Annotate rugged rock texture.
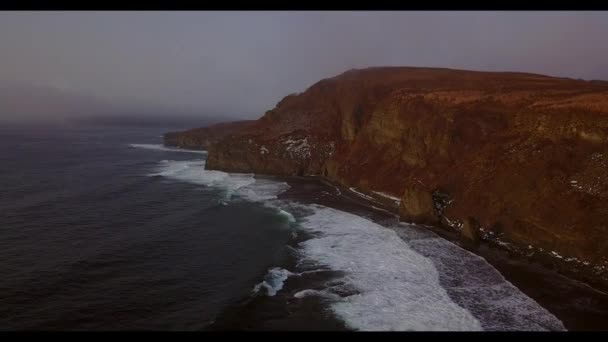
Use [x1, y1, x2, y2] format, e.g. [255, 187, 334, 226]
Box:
[461, 217, 482, 243]
[167, 67, 608, 281]
[164, 120, 254, 150]
[400, 182, 437, 224]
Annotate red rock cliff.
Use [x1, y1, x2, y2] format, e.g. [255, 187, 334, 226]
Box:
[168, 67, 608, 282]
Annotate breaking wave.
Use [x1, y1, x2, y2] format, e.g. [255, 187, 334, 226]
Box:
[296, 204, 482, 331]
[148, 159, 289, 201]
[253, 267, 293, 297]
[294, 205, 565, 331]
[129, 143, 207, 154]
[390, 224, 566, 331]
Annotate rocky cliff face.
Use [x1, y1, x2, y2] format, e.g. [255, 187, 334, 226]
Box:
[167, 67, 608, 283]
[164, 120, 254, 150]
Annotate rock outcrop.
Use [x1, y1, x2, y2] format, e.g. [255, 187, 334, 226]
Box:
[461, 217, 482, 244]
[164, 120, 254, 150]
[166, 67, 608, 283]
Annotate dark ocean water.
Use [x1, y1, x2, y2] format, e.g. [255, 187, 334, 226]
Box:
[0, 126, 300, 330]
[0, 125, 578, 331]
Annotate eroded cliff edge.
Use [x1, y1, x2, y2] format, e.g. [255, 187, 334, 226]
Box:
[167, 67, 608, 285]
[164, 120, 254, 150]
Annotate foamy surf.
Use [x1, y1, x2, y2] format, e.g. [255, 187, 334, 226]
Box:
[278, 209, 296, 223]
[294, 289, 342, 301]
[294, 205, 566, 331]
[129, 143, 207, 154]
[253, 267, 293, 296]
[148, 159, 290, 201]
[148, 159, 254, 199]
[390, 224, 566, 331]
[234, 179, 290, 202]
[296, 204, 482, 331]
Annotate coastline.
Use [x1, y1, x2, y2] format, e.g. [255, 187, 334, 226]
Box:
[277, 175, 608, 331]
[310, 175, 608, 293]
[158, 142, 608, 330]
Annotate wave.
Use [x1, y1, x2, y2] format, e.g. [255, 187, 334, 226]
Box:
[129, 143, 207, 154]
[391, 223, 566, 331]
[278, 209, 296, 223]
[148, 159, 289, 201]
[295, 205, 565, 331]
[253, 267, 293, 297]
[233, 179, 290, 202]
[296, 204, 482, 331]
[294, 289, 342, 301]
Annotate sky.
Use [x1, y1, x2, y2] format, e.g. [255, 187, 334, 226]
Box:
[1, 11, 608, 124]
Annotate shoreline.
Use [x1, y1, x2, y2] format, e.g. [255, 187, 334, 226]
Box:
[163, 139, 608, 290]
[275, 175, 608, 331]
[302, 174, 608, 295]
[161, 141, 608, 329]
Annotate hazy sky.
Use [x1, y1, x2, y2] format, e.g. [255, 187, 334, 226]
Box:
[1, 11, 608, 121]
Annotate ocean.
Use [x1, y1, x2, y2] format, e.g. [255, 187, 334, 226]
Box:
[0, 125, 574, 330]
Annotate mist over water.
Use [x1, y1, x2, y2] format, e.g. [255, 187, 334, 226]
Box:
[0, 126, 292, 330]
[2, 11, 608, 125]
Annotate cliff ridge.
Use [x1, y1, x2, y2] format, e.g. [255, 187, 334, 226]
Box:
[166, 67, 608, 285]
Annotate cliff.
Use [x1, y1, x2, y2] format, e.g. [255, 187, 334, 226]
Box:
[167, 67, 608, 284]
[164, 120, 254, 150]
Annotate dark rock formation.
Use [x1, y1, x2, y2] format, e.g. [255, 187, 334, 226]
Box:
[399, 181, 438, 224]
[461, 217, 482, 243]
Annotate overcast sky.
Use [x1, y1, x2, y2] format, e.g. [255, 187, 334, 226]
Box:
[1, 11, 608, 121]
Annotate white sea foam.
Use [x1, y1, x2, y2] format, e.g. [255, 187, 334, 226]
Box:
[129, 143, 207, 154]
[296, 204, 482, 331]
[389, 223, 566, 331]
[148, 159, 289, 201]
[278, 209, 296, 223]
[234, 179, 290, 202]
[148, 159, 254, 199]
[294, 289, 342, 300]
[253, 267, 293, 296]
